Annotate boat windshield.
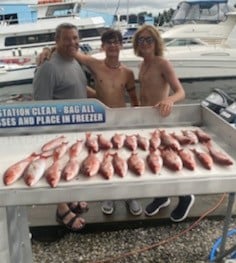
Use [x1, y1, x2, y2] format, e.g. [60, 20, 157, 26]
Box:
[45, 3, 81, 18]
[171, 0, 233, 25]
[164, 38, 207, 46]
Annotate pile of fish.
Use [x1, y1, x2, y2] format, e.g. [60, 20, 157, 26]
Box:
[2, 128, 234, 188]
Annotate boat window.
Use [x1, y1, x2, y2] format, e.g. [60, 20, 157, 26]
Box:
[0, 13, 18, 25]
[201, 52, 230, 56]
[46, 3, 80, 17]
[5, 27, 106, 47]
[5, 33, 55, 46]
[165, 38, 204, 47]
[79, 28, 107, 40]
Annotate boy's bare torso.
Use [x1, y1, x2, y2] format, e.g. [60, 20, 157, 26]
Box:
[91, 61, 132, 108]
[139, 59, 170, 106]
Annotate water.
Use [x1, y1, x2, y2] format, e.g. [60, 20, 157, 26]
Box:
[0, 83, 32, 103]
[132, 78, 236, 106]
[182, 78, 236, 102]
[0, 79, 235, 104]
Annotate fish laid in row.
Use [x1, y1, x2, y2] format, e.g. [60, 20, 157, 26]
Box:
[99, 152, 114, 179]
[146, 149, 163, 174]
[24, 155, 48, 186]
[112, 152, 128, 177]
[127, 152, 145, 176]
[4, 153, 39, 185]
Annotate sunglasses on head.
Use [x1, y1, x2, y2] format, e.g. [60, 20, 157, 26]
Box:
[137, 36, 154, 45]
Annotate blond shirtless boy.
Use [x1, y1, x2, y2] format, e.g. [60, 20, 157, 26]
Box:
[75, 29, 142, 216]
[133, 25, 195, 222]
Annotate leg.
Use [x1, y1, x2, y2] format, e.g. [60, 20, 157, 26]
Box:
[170, 195, 195, 222]
[101, 200, 115, 215]
[67, 201, 89, 214]
[56, 203, 85, 231]
[145, 197, 171, 216]
[126, 199, 142, 216]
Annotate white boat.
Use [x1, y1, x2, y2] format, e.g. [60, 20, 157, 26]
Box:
[162, 0, 236, 47]
[0, 62, 34, 102]
[118, 0, 236, 48]
[165, 45, 236, 99]
[1, 0, 236, 102]
[122, 0, 236, 50]
[0, 0, 110, 60]
[0, 63, 35, 88]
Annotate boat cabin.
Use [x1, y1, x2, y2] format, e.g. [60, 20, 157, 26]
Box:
[0, 0, 110, 58]
[171, 0, 233, 25]
[0, 1, 37, 25]
[37, 0, 80, 19]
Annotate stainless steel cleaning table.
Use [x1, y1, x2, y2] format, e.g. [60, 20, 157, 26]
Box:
[0, 99, 235, 263]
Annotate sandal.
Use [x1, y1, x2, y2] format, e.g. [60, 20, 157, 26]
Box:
[56, 209, 85, 232]
[68, 201, 89, 214]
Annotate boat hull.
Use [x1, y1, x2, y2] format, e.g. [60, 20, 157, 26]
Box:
[0, 65, 35, 88]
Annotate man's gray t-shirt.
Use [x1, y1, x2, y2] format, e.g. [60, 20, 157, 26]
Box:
[33, 52, 87, 100]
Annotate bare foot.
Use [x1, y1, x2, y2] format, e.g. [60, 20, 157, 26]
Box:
[57, 203, 86, 231]
[68, 201, 89, 214]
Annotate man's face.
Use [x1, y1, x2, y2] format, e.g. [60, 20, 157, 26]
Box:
[56, 28, 79, 59]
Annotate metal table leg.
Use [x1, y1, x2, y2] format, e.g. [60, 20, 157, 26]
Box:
[0, 207, 11, 263]
[215, 192, 235, 262]
[0, 206, 33, 263]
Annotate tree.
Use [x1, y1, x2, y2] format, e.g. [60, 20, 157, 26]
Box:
[153, 8, 175, 26]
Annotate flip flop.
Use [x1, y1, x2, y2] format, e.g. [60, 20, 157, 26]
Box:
[56, 209, 85, 232]
[67, 201, 89, 214]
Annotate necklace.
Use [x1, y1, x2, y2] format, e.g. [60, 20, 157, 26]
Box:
[140, 62, 151, 80]
[104, 59, 121, 69]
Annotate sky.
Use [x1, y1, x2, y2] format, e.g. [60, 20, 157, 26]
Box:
[82, 0, 236, 15]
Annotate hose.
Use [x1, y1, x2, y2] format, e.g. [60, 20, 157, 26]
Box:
[209, 228, 236, 261]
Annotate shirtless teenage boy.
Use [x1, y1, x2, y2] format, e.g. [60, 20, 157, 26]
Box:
[75, 30, 138, 108]
[75, 29, 142, 216]
[133, 25, 195, 222]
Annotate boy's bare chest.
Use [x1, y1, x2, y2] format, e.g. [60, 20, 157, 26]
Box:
[139, 65, 161, 83]
[96, 69, 126, 87]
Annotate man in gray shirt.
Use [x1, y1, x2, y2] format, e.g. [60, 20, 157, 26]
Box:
[33, 51, 87, 100]
[33, 23, 95, 231]
[33, 24, 94, 100]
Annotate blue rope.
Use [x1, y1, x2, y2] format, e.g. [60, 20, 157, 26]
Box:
[209, 228, 236, 261]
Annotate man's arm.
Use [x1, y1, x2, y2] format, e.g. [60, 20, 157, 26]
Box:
[86, 86, 96, 98]
[33, 63, 55, 100]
